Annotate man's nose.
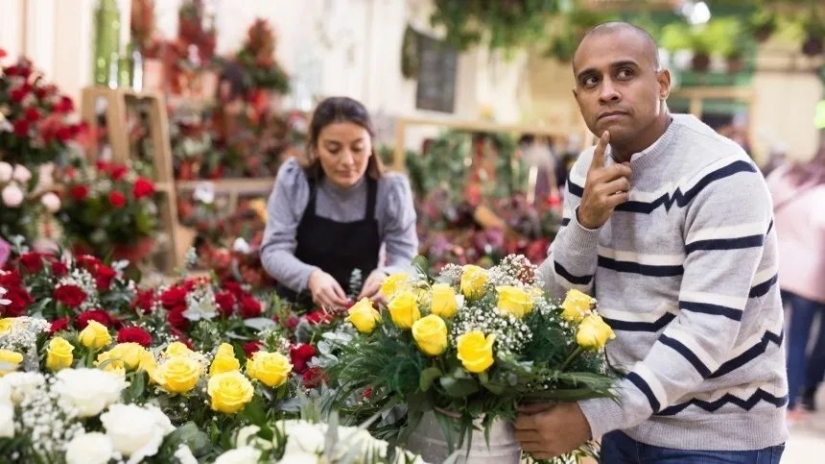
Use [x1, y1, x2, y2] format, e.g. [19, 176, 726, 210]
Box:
[598, 79, 621, 103]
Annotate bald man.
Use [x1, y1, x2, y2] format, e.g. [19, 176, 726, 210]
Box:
[518, 23, 787, 463]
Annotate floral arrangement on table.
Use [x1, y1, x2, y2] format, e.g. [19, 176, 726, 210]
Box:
[0, 162, 61, 249]
[56, 161, 158, 260]
[0, 51, 86, 166]
[321, 255, 616, 462]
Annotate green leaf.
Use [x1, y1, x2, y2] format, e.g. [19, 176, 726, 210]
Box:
[439, 375, 479, 398]
[242, 396, 268, 426]
[478, 372, 506, 395]
[419, 367, 443, 392]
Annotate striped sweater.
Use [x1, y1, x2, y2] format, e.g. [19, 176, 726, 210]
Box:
[539, 114, 788, 450]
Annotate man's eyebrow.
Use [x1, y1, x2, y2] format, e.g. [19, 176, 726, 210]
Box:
[575, 59, 642, 81]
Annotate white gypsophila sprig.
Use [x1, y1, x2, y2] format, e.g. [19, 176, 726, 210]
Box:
[14, 374, 85, 457]
[449, 302, 532, 355]
[0, 317, 50, 353]
[436, 264, 465, 284]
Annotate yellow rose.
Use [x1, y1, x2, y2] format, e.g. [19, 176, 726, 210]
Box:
[346, 298, 381, 334]
[96, 343, 149, 372]
[460, 265, 488, 298]
[208, 371, 254, 414]
[156, 356, 203, 394]
[0, 318, 16, 335]
[576, 314, 615, 351]
[164, 341, 194, 358]
[0, 349, 23, 376]
[412, 315, 448, 356]
[456, 331, 496, 374]
[210, 343, 241, 377]
[380, 272, 410, 298]
[246, 351, 292, 388]
[430, 284, 459, 318]
[78, 320, 112, 350]
[46, 337, 74, 372]
[388, 291, 421, 330]
[561, 289, 595, 324]
[496, 286, 534, 319]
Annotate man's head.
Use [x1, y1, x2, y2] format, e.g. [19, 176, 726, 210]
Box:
[572, 22, 671, 154]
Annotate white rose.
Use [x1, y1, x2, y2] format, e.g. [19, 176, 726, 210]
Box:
[174, 444, 199, 464]
[1, 371, 45, 404]
[0, 402, 14, 439]
[337, 426, 387, 459]
[1, 184, 23, 207]
[53, 368, 128, 417]
[40, 192, 61, 212]
[213, 446, 262, 464]
[233, 237, 252, 254]
[278, 451, 319, 464]
[235, 425, 272, 450]
[0, 162, 12, 182]
[280, 420, 326, 455]
[11, 165, 31, 183]
[65, 432, 114, 464]
[100, 404, 172, 463]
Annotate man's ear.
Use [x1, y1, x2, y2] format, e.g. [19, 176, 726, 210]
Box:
[657, 69, 672, 100]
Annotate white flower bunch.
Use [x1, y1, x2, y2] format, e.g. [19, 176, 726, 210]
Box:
[0, 316, 50, 353]
[449, 301, 532, 355]
[183, 280, 218, 321]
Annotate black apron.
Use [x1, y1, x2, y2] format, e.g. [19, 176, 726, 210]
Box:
[276, 177, 381, 306]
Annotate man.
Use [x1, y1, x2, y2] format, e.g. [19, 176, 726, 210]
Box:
[517, 22, 788, 463]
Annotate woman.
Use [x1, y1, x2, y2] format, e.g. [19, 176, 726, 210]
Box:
[260, 97, 418, 310]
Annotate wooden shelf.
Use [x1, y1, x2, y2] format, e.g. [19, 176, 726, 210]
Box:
[175, 178, 275, 195]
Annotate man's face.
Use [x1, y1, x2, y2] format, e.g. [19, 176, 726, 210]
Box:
[572, 29, 670, 146]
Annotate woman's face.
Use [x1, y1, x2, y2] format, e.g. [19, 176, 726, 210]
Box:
[315, 122, 373, 188]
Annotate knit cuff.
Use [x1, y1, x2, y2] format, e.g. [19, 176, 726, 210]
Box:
[579, 396, 626, 440]
[566, 207, 602, 253]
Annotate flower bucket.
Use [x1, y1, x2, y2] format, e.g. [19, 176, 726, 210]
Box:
[405, 411, 521, 464]
[112, 237, 155, 264]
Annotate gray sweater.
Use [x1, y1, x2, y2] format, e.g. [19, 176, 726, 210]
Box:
[260, 158, 419, 292]
[539, 114, 788, 450]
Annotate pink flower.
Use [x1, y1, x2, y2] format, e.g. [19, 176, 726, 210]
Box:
[40, 192, 61, 212]
[12, 165, 31, 183]
[1, 184, 24, 207]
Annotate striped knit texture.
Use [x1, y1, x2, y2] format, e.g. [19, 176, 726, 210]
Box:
[539, 114, 788, 451]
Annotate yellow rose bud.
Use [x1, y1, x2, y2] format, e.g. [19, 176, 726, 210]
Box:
[561, 289, 595, 324]
[96, 343, 148, 372]
[380, 272, 410, 298]
[576, 314, 615, 351]
[0, 349, 23, 376]
[208, 371, 255, 414]
[164, 341, 194, 358]
[246, 351, 292, 388]
[496, 286, 534, 319]
[78, 320, 112, 350]
[210, 343, 241, 377]
[46, 337, 75, 372]
[430, 284, 459, 318]
[346, 298, 381, 334]
[388, 291, 421, 330]
[456, 331, 496, 374]
[412, 315, 449, 356]
[157, 356, 203, 394]
[460, 265, 488, 298]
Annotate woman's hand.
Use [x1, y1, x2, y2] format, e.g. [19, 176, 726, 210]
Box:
[357, 269, 388, 303]
[307, 270, 350, 310]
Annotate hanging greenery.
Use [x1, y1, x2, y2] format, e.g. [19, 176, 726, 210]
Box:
[401, 25, 420, 79]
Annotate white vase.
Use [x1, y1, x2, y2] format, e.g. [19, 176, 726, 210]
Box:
[405, 412, 521, 464]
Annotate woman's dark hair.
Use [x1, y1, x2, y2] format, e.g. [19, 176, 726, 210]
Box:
[300, 96, 384, 180]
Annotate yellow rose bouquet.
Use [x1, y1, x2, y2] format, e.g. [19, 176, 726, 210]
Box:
[321, 255, 616, 463]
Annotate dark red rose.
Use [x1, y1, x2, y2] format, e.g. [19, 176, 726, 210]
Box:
[160, 286, 187, 311]
[53, 284, 87, 309]
[215, 291, 235, 317]
[19, 253, 44, 273]
[0, 270, 22, 288]
[70, 185, 89, 201]
[51, 261, 69, 277]
[133, 289, 155, 315]
[289, 344, 317, 374]
[305, 309, 333, 325]
[132, 178, 155, 199]
[24, 106, 40, 122]
[54, 96, 73, 113]
[302, 367, 327, 389]
[167, 307, 190, 331]
[109, 164, 128, 181]
[1, 287, 31, 317]
[239, 296, 262, 319]
[243, 341, 264, 358]
[77, 309, 115, 329]
[221, 281, 244, 298]
[12, 119, 29, 137]
[286, 315, 300, 330]
[117, 327, 152, 347]
[75, 255, 101, 270]
[108, 191, 126, 208]
[93, 264, 117, 291]
[49, 317, 72, 335]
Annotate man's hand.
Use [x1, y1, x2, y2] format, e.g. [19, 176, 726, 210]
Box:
[357, 269, 388, 303]
[307, 270, 350, 310]
[576, 132, 632, 230]
[514, 402, 592, 460]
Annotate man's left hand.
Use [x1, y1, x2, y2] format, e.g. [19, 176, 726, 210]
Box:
[514, 402, 592, 460]
[357, 270, 388, 302]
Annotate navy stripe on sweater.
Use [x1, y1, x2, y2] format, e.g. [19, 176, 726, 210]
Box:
[603, 312, 676, 333]
[568, 180, 584, 198]
[685, 234, 764, 255]
[659, 334, 712, 378]
[656, 389, 788, 416]
[710, 330, 783, 379]
[680, 301, 742, 321]
[615, 161, 757, 214]
[554, 262, 592, 285]
[749, 274, 778, 299]
[627, 372, 662, 413]
[598, 256, 684, 277]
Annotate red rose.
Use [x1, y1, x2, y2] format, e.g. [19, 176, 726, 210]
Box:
[117, 327, 152, 347]
[243, 341, 264, 358]
[289, 344, 317, 374]
[10, 86, 28, 103]
[167, 307, 190, 331]
[1, 287, 31, 317]
[0, 271, 22, 288]
[93, 264, 117, 291]
[54, 96, 73, 113]
[215, 291, 235, 317]
[19, 253, 44, 273]
[160, 286, 187, 311]
[221, 280, 243, 296]
[12, 119, 29, 137]
[132, 178, 155, 199]
[76, 255, 101, 270]
[109, 164, 128, 181]
[24, 106, 41, 122]
[53, 284, 87, 309]
[239, 296, 262, 319]
[301, 367, 327, 389]
[286, 315, 300, 330]
[362, 387, 374, 399]
[77, 309, 115, 329]
[70, 185, 89, 201]
[49, 317, 72, 335]
[133, 289, 155, 315]
[305, 309, 333, 325]
[108, 191, 126, 208]
[51, 261, 69, 277]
